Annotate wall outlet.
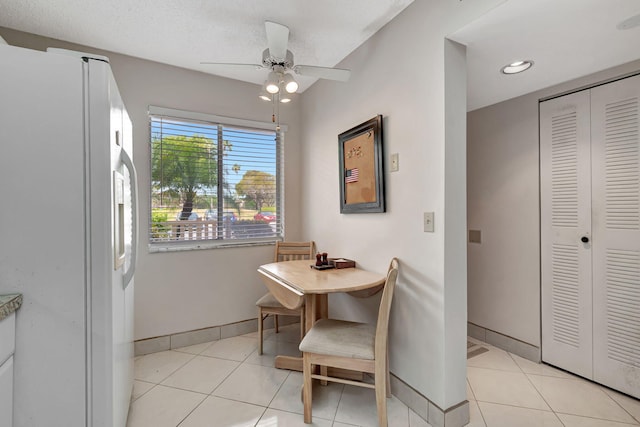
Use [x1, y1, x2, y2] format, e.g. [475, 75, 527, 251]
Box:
[424, 212, 434, 232]
[390, 153, 399, 172]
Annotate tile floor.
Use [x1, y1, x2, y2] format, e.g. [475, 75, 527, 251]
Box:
[128, 325, 640, 427]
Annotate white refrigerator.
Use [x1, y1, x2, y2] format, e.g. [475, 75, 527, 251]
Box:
[0, 44, 137, 426]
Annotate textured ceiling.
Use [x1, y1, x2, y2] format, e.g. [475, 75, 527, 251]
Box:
[2, 0, 639, 108]
[451, 0, 640, 110]
[0, 0, 414, 92]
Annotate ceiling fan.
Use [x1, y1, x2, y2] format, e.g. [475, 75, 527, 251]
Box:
[201, 21, 351, 97]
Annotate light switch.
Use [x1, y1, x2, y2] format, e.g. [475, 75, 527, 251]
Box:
[390, 153, 399, 172]
[423, 212, 434, 232]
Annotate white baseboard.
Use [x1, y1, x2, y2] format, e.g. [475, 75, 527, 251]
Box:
[390, 373, 469, 427]
[134, 315, 302, 356]
[468, 322, 540, 362]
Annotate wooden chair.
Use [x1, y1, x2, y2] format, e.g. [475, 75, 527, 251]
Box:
[256, 241, 316, 354]
[299, 258, 399, 426]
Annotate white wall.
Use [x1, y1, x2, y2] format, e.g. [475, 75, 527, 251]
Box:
[467, 96, 541, 346]
[467, 59, 640, 348]
[298, 0, 503, 410]
[112, 54, 304, 340]
[0, 27, 304, 341]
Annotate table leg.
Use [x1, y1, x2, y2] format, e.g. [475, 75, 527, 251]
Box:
[305, 294, 317, 334]
[275, 294, 318, 371]
[318, 294, 328, 320]
[316, 294, 329, 385]
[275, 355, 303, 371]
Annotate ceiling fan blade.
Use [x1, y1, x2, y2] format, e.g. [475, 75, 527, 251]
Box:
[200, 62, 264, 72]
[265, 21, 289, 60]
[293, 65, 351, 82]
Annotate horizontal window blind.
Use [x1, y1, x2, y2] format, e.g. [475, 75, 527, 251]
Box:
[149, 108, 282, 246]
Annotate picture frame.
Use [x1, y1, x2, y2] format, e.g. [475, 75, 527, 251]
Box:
[338, 115, 385, 213]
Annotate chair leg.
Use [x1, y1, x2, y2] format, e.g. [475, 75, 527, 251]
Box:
[375, 379, 388, 427]
[386, 347, 391, 397]
[258, 309, 264, 355]
[274, 314, 279, 333]
[303, 353, 313, 423]
[376, 354, 388, 427]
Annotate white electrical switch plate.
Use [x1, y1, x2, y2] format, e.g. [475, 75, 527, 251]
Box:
[390, 153, 399, 172]
[424, 212, 434, 232]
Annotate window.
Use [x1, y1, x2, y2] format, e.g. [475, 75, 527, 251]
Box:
[149, 106, 283, 249]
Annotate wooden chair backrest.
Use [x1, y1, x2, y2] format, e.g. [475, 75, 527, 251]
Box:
[374, 258, 399, 361]
[388, 257, 399, 273]
[274, 241, 316, 262]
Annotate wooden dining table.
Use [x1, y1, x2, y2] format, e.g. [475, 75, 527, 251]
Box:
[257, 259, 386, 371]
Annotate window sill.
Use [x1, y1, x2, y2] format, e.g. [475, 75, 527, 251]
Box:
[148, 239, 278, 253]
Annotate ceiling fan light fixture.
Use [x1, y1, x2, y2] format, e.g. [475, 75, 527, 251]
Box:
[279, 91, 292, 103]
[266, 83, 279, 94]
[266, 71, 280, 93]
[282, 73, 298, 93]
[258, 90, 271, 102]
[501, 60, 533, 74]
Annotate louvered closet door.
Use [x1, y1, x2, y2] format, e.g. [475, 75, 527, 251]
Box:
[540, 90, 593, 378]
[591, 74, 640, 398]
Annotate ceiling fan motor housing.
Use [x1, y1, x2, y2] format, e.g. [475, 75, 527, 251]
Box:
[262, 48, 294, 70]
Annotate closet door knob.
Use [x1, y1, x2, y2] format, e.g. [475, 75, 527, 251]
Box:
[581, 236, 589, 243]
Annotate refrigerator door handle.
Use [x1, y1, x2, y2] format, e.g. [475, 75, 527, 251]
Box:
[120, 147, 138, 289]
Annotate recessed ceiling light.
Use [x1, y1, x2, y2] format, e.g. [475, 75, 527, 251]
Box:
[501, 60, 533, 74]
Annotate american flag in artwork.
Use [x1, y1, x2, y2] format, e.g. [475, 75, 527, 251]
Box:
[345, 168, 359, 183]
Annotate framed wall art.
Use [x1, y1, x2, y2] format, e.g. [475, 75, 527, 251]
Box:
[338, 115, 385, 213]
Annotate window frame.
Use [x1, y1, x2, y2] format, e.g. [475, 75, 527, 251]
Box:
[147, 106, 285, 252]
